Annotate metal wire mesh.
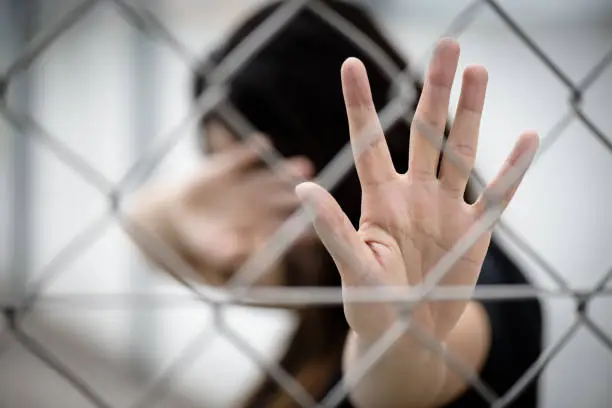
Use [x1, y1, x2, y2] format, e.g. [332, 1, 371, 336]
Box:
[1, 0, 611, 407]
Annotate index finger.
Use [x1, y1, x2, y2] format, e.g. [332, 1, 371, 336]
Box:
[341, 58, 396, 187]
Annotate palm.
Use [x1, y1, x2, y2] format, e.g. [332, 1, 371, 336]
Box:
[357, 177, 491, 338]
[295, 39, 538, 342]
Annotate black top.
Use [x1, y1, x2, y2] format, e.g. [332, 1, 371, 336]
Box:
[325, 240, 543, 408]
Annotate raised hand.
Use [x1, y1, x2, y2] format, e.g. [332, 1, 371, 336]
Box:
[295, 38, 539, 343]
[130, 134, 314, 286]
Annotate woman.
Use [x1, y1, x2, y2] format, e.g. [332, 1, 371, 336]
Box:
[129, 1, 543, 407]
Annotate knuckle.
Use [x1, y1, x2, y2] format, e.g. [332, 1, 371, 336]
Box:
[449, 142, 476, 160]
[409, 168, 435, 180]
[441, 184, 464, 197]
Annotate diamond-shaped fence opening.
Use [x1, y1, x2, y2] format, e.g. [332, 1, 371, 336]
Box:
[5, 0, 206, 191]
[1, 0, 612, 407]
[0, 336, 113, 408]
[538, 325, 612, 408]
[15, 305, 144, 408]
[578, 51, 612, 148]
[498, 119, 612, 289]
[590, 292, 612, 344]
[448, 6, 571, 179]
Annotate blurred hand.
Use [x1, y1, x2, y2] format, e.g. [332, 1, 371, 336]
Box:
[295, 39, 539, 344]
[131, 135, 314, 285]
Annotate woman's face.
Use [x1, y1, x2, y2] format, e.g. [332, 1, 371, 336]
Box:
[203, 120, 322, 287]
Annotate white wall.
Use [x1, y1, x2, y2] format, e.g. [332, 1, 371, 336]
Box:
[0, 1, 611, 407]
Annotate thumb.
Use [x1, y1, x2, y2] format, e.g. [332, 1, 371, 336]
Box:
[295, 182, 373, 286]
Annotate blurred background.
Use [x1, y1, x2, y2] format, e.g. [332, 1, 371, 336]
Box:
[0, 0, 611, 407]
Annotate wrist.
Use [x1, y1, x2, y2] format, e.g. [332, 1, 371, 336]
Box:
[345, 327, 446, 408]
[349, 326, 438, 366]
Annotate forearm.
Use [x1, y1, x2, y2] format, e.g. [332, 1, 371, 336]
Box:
[344, 301, 491, 408]
[343, 326, 445, 408]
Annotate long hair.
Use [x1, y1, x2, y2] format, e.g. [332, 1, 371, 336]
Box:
[194, 1, 424, 406]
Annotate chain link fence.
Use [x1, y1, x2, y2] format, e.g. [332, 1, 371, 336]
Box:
[1, 0, 611, 407]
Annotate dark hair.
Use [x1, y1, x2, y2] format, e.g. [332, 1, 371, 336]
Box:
[193, 1, 423, 406]
[194, 0, 426, 225]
